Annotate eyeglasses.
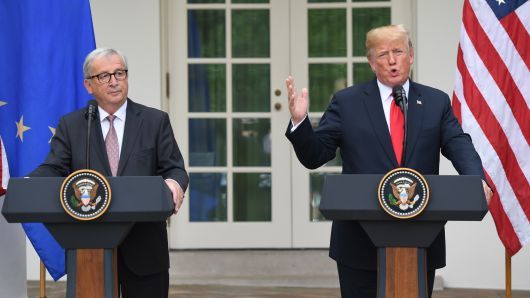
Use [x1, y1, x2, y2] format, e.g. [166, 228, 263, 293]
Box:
[87, 69, 128, 84]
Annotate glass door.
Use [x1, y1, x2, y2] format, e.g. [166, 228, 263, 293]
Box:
[168, 0, 292, 248]
[167, 0, 411, 249]
[289, 0, 411, 247]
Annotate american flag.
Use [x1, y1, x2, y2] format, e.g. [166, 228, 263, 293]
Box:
[0, 137, 8, 197]
[452, 0, 530, 256]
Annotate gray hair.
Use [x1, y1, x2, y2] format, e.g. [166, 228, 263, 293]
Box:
[83, 48, 128, 78]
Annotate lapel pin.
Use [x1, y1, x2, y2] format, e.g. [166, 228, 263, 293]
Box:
[417, 99, 422, 105]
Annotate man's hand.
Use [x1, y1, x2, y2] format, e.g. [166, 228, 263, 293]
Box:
[165, 179, 184, 214]
[482, 179, 493, 205]
[285, 75, 309, 125]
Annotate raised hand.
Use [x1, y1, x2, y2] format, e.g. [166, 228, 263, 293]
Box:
[285, 75, 308, 125]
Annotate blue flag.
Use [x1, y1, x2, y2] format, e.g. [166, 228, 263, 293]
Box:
[0, 0, 96, 281]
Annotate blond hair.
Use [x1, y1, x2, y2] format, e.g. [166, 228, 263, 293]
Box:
[365, 24, 413, 58]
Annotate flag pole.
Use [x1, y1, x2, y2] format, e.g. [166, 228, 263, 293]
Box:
[40, 261, 46, 298]
[506, 249, 511, 298]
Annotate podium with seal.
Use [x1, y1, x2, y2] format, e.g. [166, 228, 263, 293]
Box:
[319, 168, 488, 298]
[2, 173, 173, 298]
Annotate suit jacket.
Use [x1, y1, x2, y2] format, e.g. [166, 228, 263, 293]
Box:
[286, 79, 485, 270]
[31, 99, 189, 276]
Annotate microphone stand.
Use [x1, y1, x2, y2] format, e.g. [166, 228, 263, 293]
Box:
[85, 102, 97, 169]
[401, 97, 408, 166]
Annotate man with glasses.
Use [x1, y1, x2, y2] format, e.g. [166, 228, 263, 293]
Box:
[31, 48, 188, 297]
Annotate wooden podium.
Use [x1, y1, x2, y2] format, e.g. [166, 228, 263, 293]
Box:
[2, 176, 173, 298]
[319, 174, 488, 298]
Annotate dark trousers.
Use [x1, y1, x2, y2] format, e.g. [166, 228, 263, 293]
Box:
[118, 253, 169, 298]
[337, 263, 435, 298]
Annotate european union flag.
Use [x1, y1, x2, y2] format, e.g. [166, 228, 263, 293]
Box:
[0, 0, 96, 281]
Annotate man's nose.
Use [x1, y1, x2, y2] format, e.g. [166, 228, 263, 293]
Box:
[388, 52, 396, 64]
[108, 74, 118, 85]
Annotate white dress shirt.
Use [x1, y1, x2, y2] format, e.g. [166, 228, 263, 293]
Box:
[98, 100, 127, 157]
[376, 79, 410, 131]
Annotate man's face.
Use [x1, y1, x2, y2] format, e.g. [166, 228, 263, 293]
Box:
[83, 54, 128, 113]
[368, 39, 413, 87]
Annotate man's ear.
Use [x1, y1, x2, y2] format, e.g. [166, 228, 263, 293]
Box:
[84, 79, 93, 94]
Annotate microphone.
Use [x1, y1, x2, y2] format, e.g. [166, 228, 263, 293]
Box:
[392, 85, 407, 112]
[85, 99, 98, 120]
[392, 85, 408, 166]
[85, 100, 98, 168]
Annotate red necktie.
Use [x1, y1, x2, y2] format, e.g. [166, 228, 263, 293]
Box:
[390, 100, 404, 165]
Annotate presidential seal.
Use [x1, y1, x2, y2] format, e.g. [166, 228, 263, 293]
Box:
[378, 168, 429, 219]
[60, 169, 111, 221]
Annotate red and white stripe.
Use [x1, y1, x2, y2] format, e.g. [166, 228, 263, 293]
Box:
[452, 0, 530, 256]
[0, 136, 9, 196]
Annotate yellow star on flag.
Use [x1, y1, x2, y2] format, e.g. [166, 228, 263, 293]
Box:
[0, 101, 7, 107]
[15, 115, 31, 142]
[48, 126, 56, 143]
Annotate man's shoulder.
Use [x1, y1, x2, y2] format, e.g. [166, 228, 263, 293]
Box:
[332, 80, 376, 103]
[128, 99, 168, 118]
[127, 98, 169, 122]
[411, 81, 448, 98]
[59, 107, 88, 123]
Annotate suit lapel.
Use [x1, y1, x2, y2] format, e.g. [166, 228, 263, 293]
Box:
[404, 82, 424, 165]
[117, 99, 143, 176]
[362, 80, 398, 167]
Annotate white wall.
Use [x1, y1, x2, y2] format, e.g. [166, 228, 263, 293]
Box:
[28, 0, 530, 290]
[415, 0, 530, 290]
[90, 0, 162, 110]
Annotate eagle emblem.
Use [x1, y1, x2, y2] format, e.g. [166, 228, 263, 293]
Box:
[390, 179, 419, 210]
[378, 168, 430, 219]
[60, 169, 111, 220]
[71, 178, 102, 212]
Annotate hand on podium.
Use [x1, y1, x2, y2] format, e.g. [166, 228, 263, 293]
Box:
[165, 179, 184, 214]
[482, 179, 493, 205]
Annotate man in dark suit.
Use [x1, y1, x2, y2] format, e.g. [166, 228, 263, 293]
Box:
[31, 48, 188, 297]
[285, 25, 492, 297]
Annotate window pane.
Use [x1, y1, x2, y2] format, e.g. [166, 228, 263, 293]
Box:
[232, 0, 269, 3]
[189, 173, 227, 222]
[188, 10, 225, 58]
[188, 0, 224, 3]
[234, 173, 271, 221]
[352, 8, 391, 56]
[189, 64, 226, 112]
[232, 64, 270, 112]
[310, 173, 332, 222]
[353, 63, 374, 84]
[189, 119, 227, 166]
[309, 117, 342, 167]
[308, 0, 345, 3]
[233, 118, 271, 166]
[232, 10, 270, 58]
[308, 9, 346, 57]
[308, 63, 346, 112]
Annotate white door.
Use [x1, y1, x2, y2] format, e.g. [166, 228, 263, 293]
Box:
[166, 0, 411, 249]
[167, 0, 292, 248]
[289, 0, 412, 247]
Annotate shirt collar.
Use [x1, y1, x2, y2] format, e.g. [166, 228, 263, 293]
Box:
[98, 100, 128, 122]
[376, 79, 410, 103]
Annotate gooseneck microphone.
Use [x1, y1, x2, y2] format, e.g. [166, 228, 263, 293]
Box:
[392, 85, 408, 166]
[85, 100, 99, 169]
